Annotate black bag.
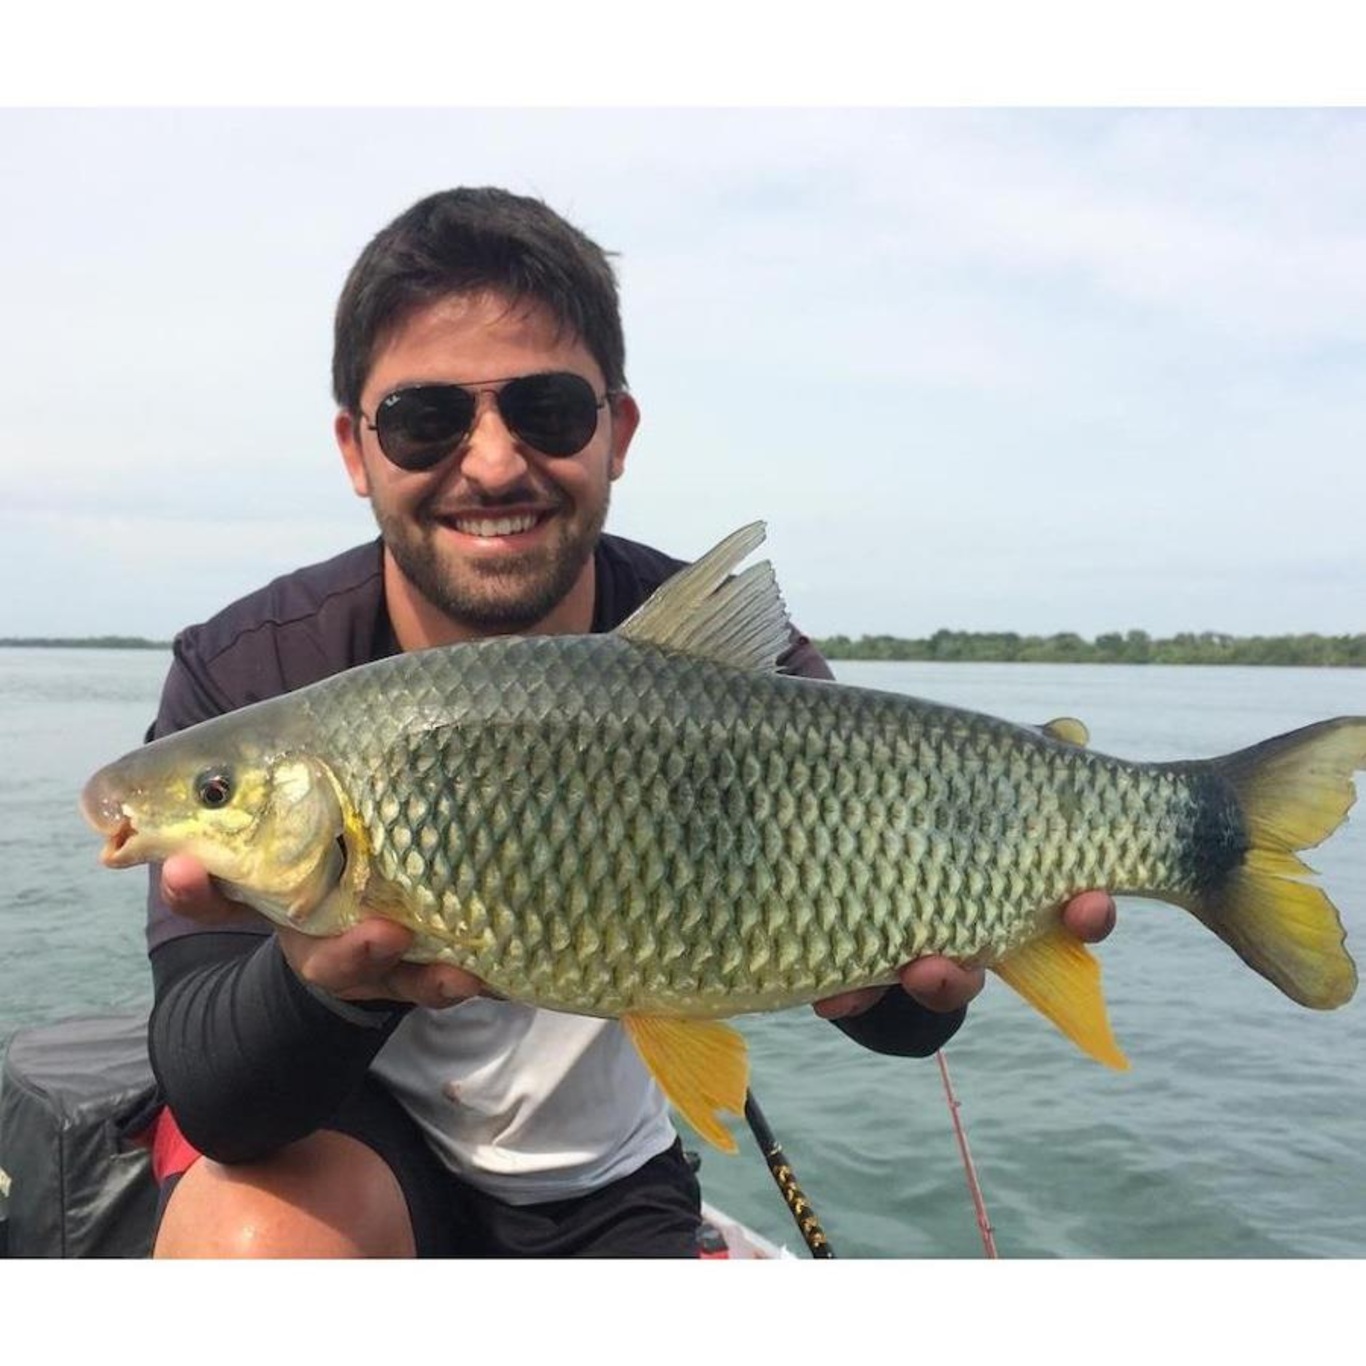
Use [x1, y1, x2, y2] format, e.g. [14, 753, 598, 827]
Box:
[0, 1014, 160, 1258]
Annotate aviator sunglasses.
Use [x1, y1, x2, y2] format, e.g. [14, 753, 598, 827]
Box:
[361, 372, 613, 471]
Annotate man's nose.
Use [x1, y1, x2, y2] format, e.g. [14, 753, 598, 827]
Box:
[457, 392, 531, 492]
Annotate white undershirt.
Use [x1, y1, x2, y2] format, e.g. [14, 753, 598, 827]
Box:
[369, 999, 678, 1205]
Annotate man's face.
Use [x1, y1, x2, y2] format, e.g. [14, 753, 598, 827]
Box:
[336, 291, 639, 638]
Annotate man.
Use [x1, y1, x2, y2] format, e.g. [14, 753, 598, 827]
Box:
[145, 187, 1117, 1257]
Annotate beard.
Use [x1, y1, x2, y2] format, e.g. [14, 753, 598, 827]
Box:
[374, 488, 611, 635]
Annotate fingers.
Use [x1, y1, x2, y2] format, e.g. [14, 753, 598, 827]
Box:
[811, 986, 887, 1020]
[1061, 889, 1118, 943]
[812, 955, 987, 1020]
[278, 919, 484, 1009]
[374, 960, 486, 1010]
[898, 956, 986, 1013]
[160, 854, 252, 925]
[160, 854, 484, 1009]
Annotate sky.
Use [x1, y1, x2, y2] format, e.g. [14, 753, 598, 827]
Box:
[3, 100, 1365, 643]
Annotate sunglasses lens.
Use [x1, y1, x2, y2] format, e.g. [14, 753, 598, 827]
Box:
[375, 387, 476, 470]
[501, 373, 602, 456]
[371, 374, 604, 469]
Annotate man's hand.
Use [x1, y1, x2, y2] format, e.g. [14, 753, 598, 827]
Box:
[812, 889, 1118, 1020]
[159, 854, 485, 1010]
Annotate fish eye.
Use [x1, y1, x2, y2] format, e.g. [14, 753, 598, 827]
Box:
[194, 767, 235, 809]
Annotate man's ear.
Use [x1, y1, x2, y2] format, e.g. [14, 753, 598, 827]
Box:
[336, 410, 371, 497]
[607, 392, 640, 481]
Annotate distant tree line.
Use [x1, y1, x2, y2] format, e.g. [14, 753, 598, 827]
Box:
[0, 636, 170, 650]
[5, 631, 1365, 667]
[815, 629, 1366, 667]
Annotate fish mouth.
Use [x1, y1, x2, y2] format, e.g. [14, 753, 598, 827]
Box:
[99, 815, 139, 868]
[80, 771, 145, 868]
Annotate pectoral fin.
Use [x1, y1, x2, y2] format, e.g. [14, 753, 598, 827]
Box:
[621, 1014, 750, 1153]
[992, 927, 1129, 1069]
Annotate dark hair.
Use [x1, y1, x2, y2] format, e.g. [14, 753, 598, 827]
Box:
[331, 187, 627, 412]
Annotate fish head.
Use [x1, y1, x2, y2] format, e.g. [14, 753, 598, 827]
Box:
[80, 713, 349, 927]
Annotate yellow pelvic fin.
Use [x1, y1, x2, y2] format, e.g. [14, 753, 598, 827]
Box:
[621, 1014, 749, 1153]
[1039, 716, 1090, 747]
[1200, 716, 1365, 1009]
[991, 926, 1129, 1070]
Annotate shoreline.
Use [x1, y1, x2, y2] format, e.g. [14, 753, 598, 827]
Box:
[4, 633, 1365, 667]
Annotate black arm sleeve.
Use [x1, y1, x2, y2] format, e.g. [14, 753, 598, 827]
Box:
[148, 931, 410, 1164]
[829, 990, 966, 1058]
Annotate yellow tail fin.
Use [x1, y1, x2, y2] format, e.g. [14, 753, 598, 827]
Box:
[1195, 716, 1365, 1009]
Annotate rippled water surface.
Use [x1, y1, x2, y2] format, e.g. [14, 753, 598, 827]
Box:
[2, 650, 1363, 1257]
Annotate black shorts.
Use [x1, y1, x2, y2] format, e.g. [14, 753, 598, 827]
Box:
[155, 1075, 704, 1258]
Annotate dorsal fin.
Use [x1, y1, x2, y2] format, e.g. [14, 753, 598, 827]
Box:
[615, 521, 792, 673]
[1040, 716, 1090, 747]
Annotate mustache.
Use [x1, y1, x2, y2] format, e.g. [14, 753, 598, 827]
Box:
[419, 483, 568, 519]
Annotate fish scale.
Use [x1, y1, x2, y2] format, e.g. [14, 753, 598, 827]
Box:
[290, 633, 1209, 1018]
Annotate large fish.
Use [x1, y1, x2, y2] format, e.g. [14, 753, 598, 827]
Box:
[82, 525, 1362, 1151]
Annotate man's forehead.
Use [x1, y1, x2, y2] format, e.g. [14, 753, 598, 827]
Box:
[392, 289, 577, 345]
[366, 289, 592, 379]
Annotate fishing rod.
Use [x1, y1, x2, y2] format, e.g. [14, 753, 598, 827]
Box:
[742, 1056, 994, 1260]
[936, 1050, 998, 1258]
[743, 1089, 836, 1258]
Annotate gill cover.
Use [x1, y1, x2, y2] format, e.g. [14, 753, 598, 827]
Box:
[208, 752, 352, 928]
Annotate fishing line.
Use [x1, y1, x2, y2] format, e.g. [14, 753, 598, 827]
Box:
[743, 1089, 836, 1258]
[937, 1050, 998, 1258]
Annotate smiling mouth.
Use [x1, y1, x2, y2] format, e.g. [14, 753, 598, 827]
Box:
[442, 511, 547, 538]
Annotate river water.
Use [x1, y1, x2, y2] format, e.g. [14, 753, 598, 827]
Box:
[2, 649, 1363, 1258]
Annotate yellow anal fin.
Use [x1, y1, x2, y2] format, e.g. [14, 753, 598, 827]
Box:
[992, 927, 1129, 1070]
[621, 1014, 749, 1153]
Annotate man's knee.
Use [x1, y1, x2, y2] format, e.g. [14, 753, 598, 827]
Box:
[152, 1129, 416, 1259]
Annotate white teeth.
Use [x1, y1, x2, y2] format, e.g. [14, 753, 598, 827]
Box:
[452, 514, 540, 538]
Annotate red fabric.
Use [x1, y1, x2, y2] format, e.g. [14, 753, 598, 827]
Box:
[145, 1107, 203, 1184]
